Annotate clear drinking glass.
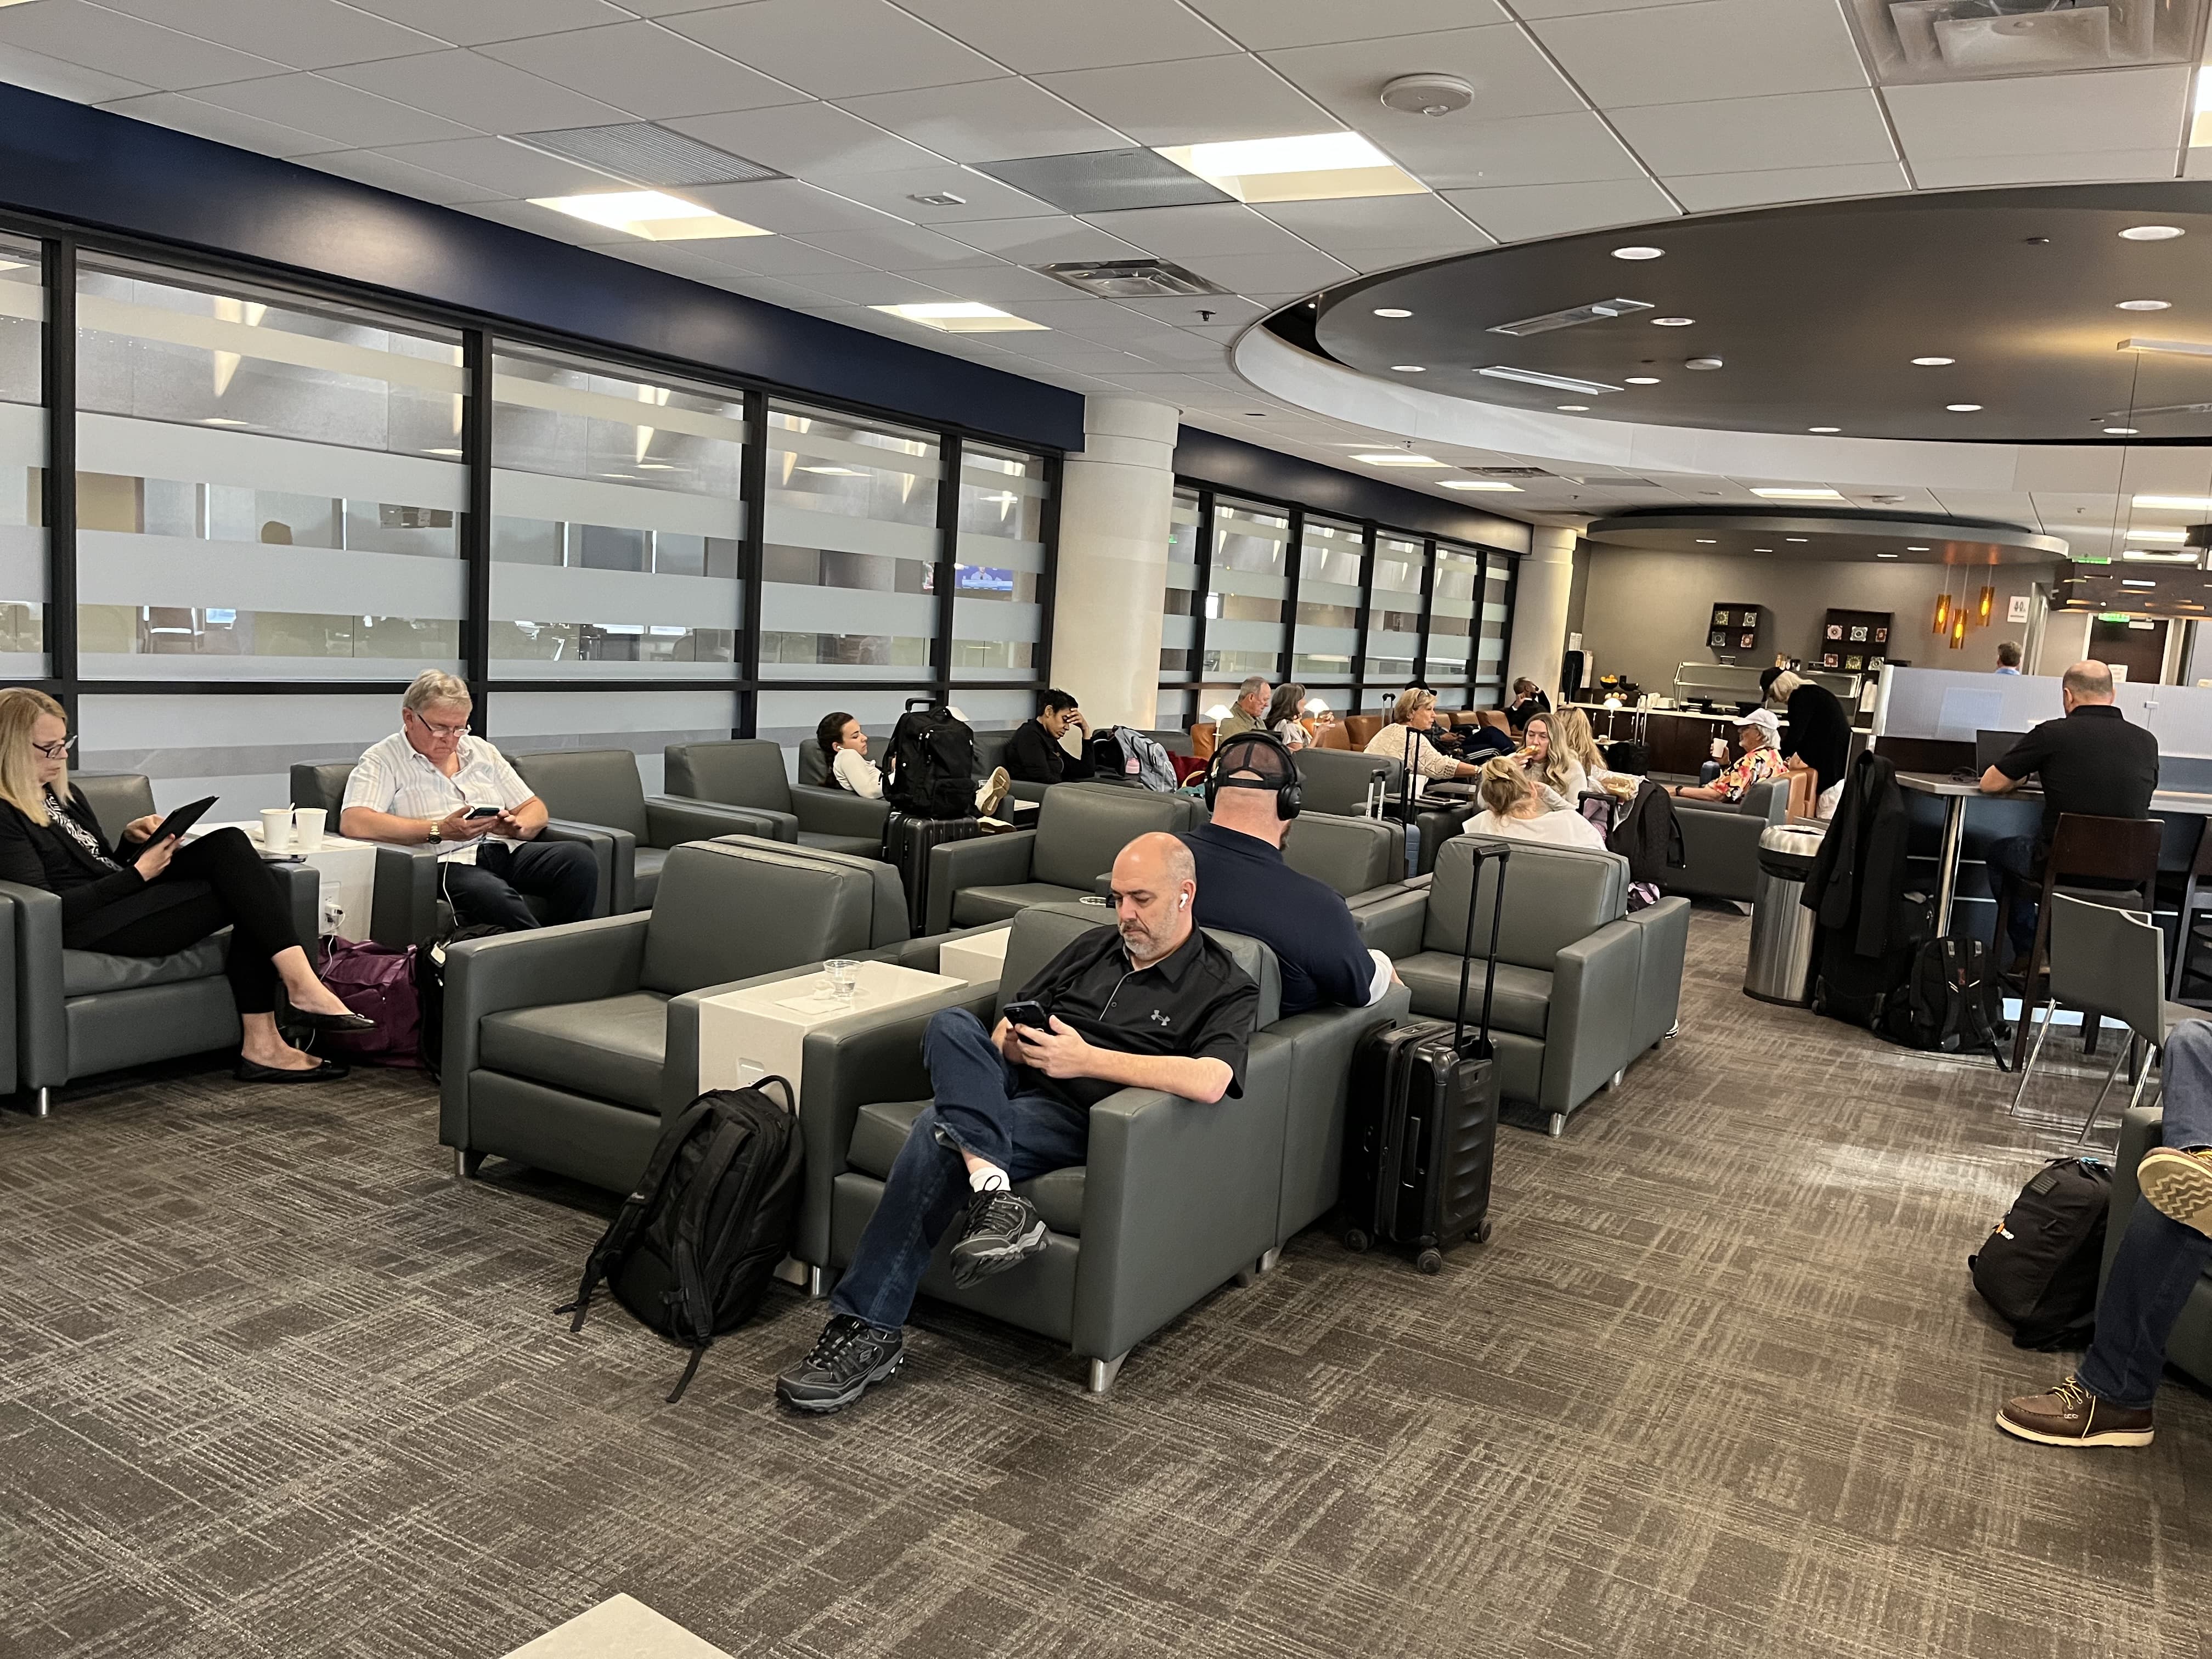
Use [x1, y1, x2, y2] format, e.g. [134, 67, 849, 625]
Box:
[824, 959, 859, 1003]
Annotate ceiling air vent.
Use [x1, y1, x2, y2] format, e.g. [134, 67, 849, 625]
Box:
[1487, 297, 1652, 337]
[1468, 466, 1553, 477]
[1843, 0, 2205, 86]
[511, 123, 785, 187]
[1035, 259, 1232, 300]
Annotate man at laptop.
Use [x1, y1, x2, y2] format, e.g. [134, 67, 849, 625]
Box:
[1979, 660, 2159, 970]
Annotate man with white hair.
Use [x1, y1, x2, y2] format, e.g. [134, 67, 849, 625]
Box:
[1215, 676, 1272, 740]
[340, 669, 597, 929]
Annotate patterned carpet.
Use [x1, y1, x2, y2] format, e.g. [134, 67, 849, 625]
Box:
[3, 906, 2207, 1659]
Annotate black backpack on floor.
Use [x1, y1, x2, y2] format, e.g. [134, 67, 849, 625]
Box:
[1970, 1156, 2112, 1349]
[1877, 936, 2009, 1068]
[882, 697, 977, 819]
[562, 1081, 804, 1402]
[414, 922, 507, 1080]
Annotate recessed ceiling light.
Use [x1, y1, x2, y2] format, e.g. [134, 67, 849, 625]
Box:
[2105, 426, 2140, 435]
[1684, 357, 1723, 370]
[1652, 316, 1694, 326]
[1876, 551, 1899, 558]
[799, 465, 866, 476]
[1947, 403, 1982, 411]
[529, 189, 770, 241]
[2136, 494, 2212, 510]
[1439, 479, 1521, 491]
[1557, 403, 1590, 411]
[2126, 527, 2188, 541]
[201, 416, 251, 426]
[423, 447, 462, 456]
[1487, 297, 1652, 337]
[1390, 364, 1425, 372]
[635, 461, 679, 470]
[1159, 131, 1427, 203]
[1695, 537, 1717, 544]
[1625, 376, 1661, 385]
[1373, 307, 1412, 318]
[1751, 487, 1843, 499]
[1785, 536, 1810, 542]
[909, 190, 966, 207]
[870, 301, 1046, 332]
[2118, 298, 2172, 311]
[2120, 225, 2185, 241]
[1753, 547, 1774, 552]
[1476, 364, 1620, 394]
[1352, 452, 1447, 467]
[1612, 245, 1664, 260]
[1906, 545, 1930, 551]
[2123, 577, 2158, 587]
[1809, 426, 1840, 433]
[1911, 356, 1955, 366]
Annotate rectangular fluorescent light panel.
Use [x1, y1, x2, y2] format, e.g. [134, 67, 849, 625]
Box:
[1477, 365, 1621, 396]
[2119, 337, 2212, 357]
[2125, 548, 2198, 559]
[1156, 131, 1427, 204]
[1488, 298, 1653, 337]
[2127, 527, 2190, 541]
[529, 190, 769, 241]
[2135, 495, 2212, 510]
[1440, 480, 1523, 492]
[1353, 453, 1448, 467]
[870, 302, 1046, 333]
[1751, 487, 1845, 499]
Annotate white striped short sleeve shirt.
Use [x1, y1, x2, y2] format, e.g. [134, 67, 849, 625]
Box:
[342, 731, 535, 862]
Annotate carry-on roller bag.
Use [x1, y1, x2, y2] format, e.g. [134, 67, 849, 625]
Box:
[1341, 841, 1510, 1273]
[882, 811, 984, 934]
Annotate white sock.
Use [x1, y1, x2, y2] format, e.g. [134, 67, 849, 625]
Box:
[969, 1166, 1009, 1193]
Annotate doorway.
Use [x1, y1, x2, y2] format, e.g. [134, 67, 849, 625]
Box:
[2089, 617, 2168, 686]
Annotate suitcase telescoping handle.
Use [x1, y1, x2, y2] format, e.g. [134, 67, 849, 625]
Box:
[905, 695, 944, 710]
[1454, 842, 1511, 1049]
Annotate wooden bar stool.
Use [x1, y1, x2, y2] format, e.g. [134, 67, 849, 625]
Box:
[2007, 813, 2163, 1073]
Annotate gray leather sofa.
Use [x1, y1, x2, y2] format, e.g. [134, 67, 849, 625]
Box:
[672, 739, 885, 858]
[439, 838, 949, 1193]
[1667, 780, 1787, 904]
[2104, 1105, 2212, 1389]
[795, 901, 1294, 1392]
[290, 759, 616, 945]
[1294, 747, 1405, 818]
[1360, 834, 1690, 1136]
[510, 748, 778, 912]
[927, 782, 1204, 932]
[970, 726, 1049, 804]
[3, 772, 319, 1115]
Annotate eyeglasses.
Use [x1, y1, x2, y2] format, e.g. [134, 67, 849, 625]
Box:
[407, 709, 471, 739]
[30, 735, 75, 760]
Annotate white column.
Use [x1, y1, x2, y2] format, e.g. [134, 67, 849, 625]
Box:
[1508, 526, 1577, 698]
[1047, 396, 1178, 729]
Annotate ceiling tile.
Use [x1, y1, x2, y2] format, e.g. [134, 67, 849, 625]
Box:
[1666, 159, 1908, 212]
[1507, 0, 1713, 15]
[1528, 0, 1867, 108]
[833, 78, 1128, 161]
[0, 0, 288, 89]
[900, 0, 1239, 71]
[682, 178, 902, 233]
[661, 0, 1006, 100]
[1257, 193, 1488, 258]
[790, 221, 1004, 270]
[1178, 248, 1356, 296]
[1440, 175, 1680, 240]
[786, 268, 959, 304]
[1262, 26, 1585, 144]
[1077, 201, 1314, 259]
[1110, 292, 1271, 326]
[1002, 343, 1152, 372]
[1186, 0, 1508, 49]
[677, 235, 873, 275]
[1883, 67, 2190, 162]
[297, 146, 488, 204]
[0, 39, 152, 101]
[324, 50, 634, 129]
[453, 197, 639, 243]
[815, 165, 1059, 223]
[99, 90, 346, 156]
[369, 136, 628, 196]
[667, 103, 939, 178]
[1612, 88, 1895, 176]
[903, 262, 1076, 306]
[189, 72, 481, 146]
[1911, 149, 2181, 189]
[478, 22, 810, 119]
[337, 0, 634, 47]
[1038, 53, 1331, 146]
[938, 215, 1150, 263]
[1379, 111, 1645, 191]
[93, 0, 448, 68]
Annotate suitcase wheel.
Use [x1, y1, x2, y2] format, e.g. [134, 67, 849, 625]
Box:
[1415, 1248, 1444, 1276]
[1476, 1217, 1494, 1246]
[1342, 1227, 1370, 1255]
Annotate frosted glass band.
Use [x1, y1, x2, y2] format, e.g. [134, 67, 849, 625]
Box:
[493, 468, 744, 540]
[492, 374, 748, 445]
[79, 530, 465, 614]
[80, 414, 467, 509]
[78, 294, 465, 394]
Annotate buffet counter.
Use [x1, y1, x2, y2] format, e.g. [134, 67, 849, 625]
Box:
[1577, 705, 1750, 776]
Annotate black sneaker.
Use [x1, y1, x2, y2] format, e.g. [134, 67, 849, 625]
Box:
[947, 1187, 1048, 1288]
[775, 1315, 903, 1414]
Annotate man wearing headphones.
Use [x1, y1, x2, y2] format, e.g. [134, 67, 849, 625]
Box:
[777, 832, 1259, 1414]
[1185, 731, 1395, 1015]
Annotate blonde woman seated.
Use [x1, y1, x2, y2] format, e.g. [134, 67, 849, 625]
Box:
[1513, 712, 1583, 810]
[1363, 686, 1478, 799]
[1462, 757, 1607, 851]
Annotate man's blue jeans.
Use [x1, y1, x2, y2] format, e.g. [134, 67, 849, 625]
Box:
[2078, 1020, 2212, 1408]
[828, 1008, 1090, 1331]
[1984, 834, 2041, 957]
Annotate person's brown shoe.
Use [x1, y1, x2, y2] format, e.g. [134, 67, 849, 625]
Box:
[2138, 1147, 2212, 1240]
[1996, 1377, 2154, 1447]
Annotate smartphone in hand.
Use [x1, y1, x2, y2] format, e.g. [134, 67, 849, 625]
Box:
[1002, 998, 1052, 1031]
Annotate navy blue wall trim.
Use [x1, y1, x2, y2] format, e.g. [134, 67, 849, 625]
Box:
[1173, 426, 1533, 552]
[0, 82, 1083, 452]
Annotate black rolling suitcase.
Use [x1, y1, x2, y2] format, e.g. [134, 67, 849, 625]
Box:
[882, 812, 983, 934]
[1342, 842, 1509, 1273]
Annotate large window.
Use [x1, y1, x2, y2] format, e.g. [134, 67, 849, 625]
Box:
[951, 442, 1047, 681]
[0, 235, 42, 678]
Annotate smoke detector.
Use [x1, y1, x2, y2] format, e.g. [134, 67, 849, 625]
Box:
[1379, 73, 1474, 117]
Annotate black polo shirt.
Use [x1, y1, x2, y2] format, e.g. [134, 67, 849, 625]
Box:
[1993, 703, 2160, 848]
[1180, 821, 1375, 1017]
[1013, 922, 1259, 1109]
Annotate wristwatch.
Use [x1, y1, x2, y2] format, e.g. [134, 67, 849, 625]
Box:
[426, 822, 442, 844]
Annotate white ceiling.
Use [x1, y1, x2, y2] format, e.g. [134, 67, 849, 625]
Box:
[0, 0, 2206, 538]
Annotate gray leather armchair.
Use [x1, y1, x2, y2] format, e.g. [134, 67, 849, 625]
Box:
[927, 782, 1205, 932]
[510, 748, 777, 913]
[4, 772, 320, 1115]
[2104, 1105, 2212, 1389]
[291, 759, 616, 946]
[441, 838, 933, 1194]
[1294, 747, 1404, 818]
[1280, 811, 1413, 921]
[796, 900, 1293, 1392]
[1359, 835, 1690, 1136]
[1666, 780, 1787, 904]
[671, 739, 884, 858]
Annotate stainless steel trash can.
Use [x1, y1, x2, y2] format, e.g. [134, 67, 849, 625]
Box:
[1745, 822, 1826, 1005]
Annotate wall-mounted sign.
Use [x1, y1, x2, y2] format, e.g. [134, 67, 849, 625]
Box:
[2007, 594, 2032, 624]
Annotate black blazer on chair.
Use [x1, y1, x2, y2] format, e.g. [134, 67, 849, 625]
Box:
[0, 788, 179, 948]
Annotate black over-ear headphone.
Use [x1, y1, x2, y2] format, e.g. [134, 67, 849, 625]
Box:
[1203, 727, 1302, 821]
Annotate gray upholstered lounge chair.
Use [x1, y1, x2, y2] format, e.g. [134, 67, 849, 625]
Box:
[1666, 779, 1787, 904]
[669, 738, 885, 859]
[927, 782, 1204, 932]
[509, 748, 778, 912]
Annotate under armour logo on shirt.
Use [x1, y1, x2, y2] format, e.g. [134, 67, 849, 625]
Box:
[1149, 1009, 1172, 1026]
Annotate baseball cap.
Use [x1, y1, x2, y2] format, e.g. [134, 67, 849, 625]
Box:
[1212, 731, 1296, 791]
[1735, 708, 1781, 740]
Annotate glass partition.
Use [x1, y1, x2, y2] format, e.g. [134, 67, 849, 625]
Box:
[0, 235, 42, 676]
[1362, 533, 1425, 697]
[1204, 497, 1289, 681]
[1427, 545, 1482, 696]
[950, 441, 1044, 680]
[1291, 516, 1361, 687]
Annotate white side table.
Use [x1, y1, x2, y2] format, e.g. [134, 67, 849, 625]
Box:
[189, 820, 380, 941]
[695, 960, 966, 1101]
[938, 923, 1013, 986]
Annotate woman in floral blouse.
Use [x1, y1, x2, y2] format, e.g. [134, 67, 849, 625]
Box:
[1669, 709, 1790, 803]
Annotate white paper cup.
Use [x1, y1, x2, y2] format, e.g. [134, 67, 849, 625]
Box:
[259, 807, 294, 853]
[291, 806, 325, 851]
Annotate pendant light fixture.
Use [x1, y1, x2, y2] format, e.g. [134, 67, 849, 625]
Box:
[1933, 583, 1951, 634]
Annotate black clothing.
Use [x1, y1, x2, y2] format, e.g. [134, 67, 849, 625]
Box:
[1461, 725, 1516, 760]
[439, 839, 599, 929]
[1004, 717, 1094, 786]
[1993, 704, 2160, 850]
[1505, 690, 1550, 732]
[1180, 821, 1373, 1016]
[1780, 682, 1852, 798]
[1804, 752, 1910, 960]
[1014, 922, 1258, 1109]
[0, 787, 157, 935]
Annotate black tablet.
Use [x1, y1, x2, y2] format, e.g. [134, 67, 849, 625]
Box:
[149, 794, 217, 844]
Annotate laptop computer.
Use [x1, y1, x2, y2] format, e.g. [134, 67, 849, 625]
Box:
[1975, 729, 2029, 774]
